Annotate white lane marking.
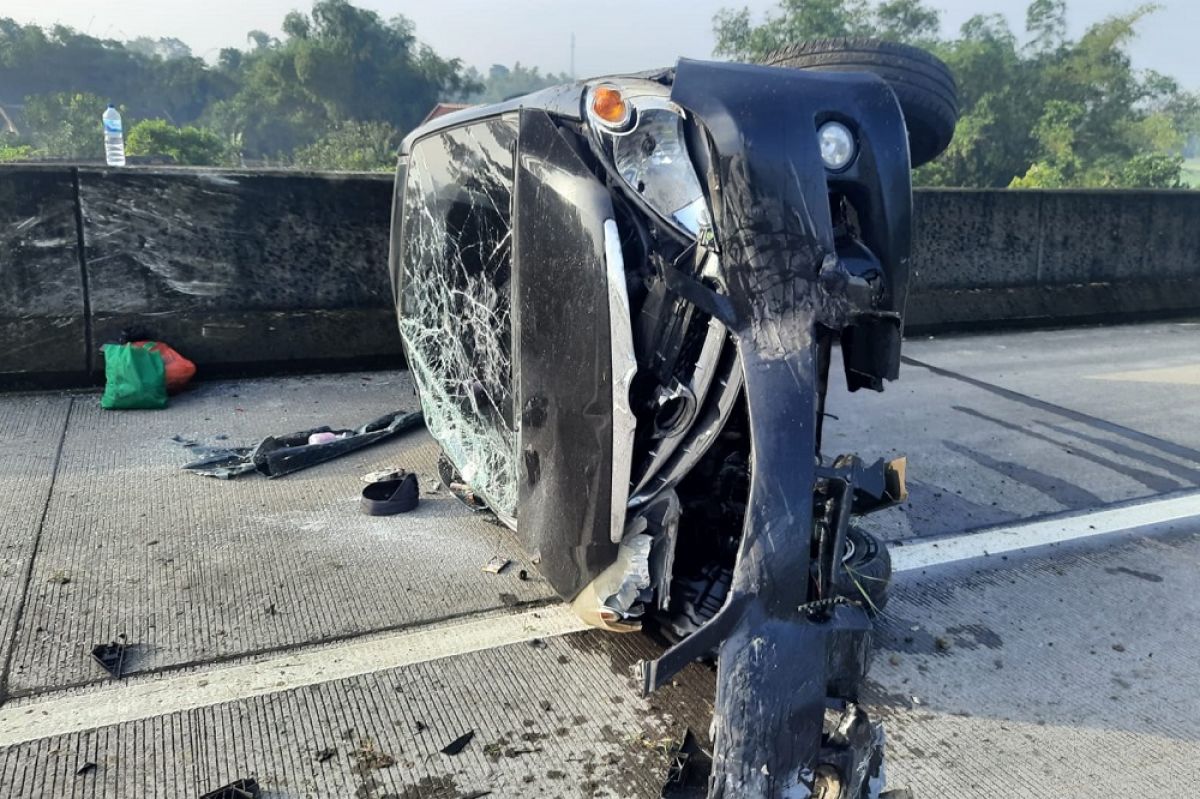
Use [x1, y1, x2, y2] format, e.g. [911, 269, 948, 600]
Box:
[1085, 364, 1200, 386]
[0, 605, 589, 748]
[892, 490, 1200, 572]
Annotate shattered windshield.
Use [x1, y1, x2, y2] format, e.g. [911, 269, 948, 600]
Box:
[399, 116, 520, 520]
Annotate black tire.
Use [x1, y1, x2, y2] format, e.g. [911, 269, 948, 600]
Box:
[841, 526, 892, 614]
[760, 38, 958, 168]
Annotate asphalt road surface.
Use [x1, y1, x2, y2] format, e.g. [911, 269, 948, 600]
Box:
[0, 319, 1197, 798]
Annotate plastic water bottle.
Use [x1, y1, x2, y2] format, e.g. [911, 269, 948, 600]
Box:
[103, 104, 125, 167]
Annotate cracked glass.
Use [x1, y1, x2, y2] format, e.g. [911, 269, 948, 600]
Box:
[399, 116, 520, 520]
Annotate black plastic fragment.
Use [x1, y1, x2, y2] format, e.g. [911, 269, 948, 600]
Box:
[199, 778, 261, 799]
[183, 410, 423, 479]
[360, 472, 420, 516]
[314, 748, 336, 763]
[441, 730, 475, 755]
[661, 730, 712, 798]
[91, 635, 128, 679]
[75, 762, 97, 777]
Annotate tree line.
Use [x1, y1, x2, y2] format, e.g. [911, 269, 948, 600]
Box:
[0, 1, 566, 170]
[1, 0, 1196, 186]
[716, 0, 1199, 187]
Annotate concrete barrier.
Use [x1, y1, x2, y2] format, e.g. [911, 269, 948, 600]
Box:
[77, 167, 399, 380]
[906, 189, 1200, 331]
[0, 167, 88, 385]
[0, 164, 1197, 388]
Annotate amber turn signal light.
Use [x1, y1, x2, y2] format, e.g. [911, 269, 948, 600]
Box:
[591, 85, 631, 129]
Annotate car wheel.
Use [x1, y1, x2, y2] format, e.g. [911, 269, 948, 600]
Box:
[760, 37, 959, 168]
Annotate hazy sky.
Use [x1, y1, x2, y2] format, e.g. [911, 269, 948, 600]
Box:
[6, 0, 1199, 87]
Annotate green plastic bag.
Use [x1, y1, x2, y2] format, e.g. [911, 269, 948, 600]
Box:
[100, 343, 168, 410]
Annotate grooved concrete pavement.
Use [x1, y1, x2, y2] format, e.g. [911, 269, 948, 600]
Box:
[0, 631, 715, 799]
[0, 321, 1197, 797]
[1, 530, 1196, 798]
[873, 528, 1200, 796]
[824, 319, 1200, 540]
[0, 396, 71, 687]
[6, 374, 553, 695]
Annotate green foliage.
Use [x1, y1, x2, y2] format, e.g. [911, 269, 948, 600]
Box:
[0, 19, 233, 123]
[716, 0, 1199, 188]
[202, 0, 477, 159]
[462, 63, 573, 104]
[21, 91, 109, 159]
[125, 119, 229, 165]
[125, 37, 192, 61]
[0, 133, 33, 162]
[291, 120, 399, 171]
[0, 2, 478, 167]
[713, 0, 940, 60]
[1182, 158, 1200, 187]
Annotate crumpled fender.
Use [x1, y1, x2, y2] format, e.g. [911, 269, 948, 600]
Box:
[650, 59, 912, 798]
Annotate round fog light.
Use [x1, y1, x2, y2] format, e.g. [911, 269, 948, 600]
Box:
[818, 121, 856, 171]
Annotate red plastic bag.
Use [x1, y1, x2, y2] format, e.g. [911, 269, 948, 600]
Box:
[132, 341, 195, 394]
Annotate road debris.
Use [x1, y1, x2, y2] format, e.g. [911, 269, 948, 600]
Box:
[182, 410, 423, 479]
[361, 471, 420, 516]
[361, 468, 405, 484]
[441, 730, 475, 755]
[100, 337, 196, 410]
[662, 729, 713, 797]
[351, 739, 396, 770]
[482, 556, 511, 574]
[91, 635, 129, 679]
[75, 762, 97, 777]
[100, 342, 169, 410]
[199, 778, 261, 799]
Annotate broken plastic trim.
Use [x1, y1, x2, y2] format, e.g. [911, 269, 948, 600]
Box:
[181, 410, 423, 479]
[629, 338, 742, 507]
[630, 313, 726, 498]
[572, 489, 681, 631]
[199, 778, 261, 799]
[91, 636, 129, 679]
[605, 218, 638, 543]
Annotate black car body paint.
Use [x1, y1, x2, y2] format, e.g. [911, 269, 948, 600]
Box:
[390, 58, 916, 799]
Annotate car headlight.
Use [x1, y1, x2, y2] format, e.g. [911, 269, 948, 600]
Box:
[587, 84, 711, 237]
[818, 121, 857, 171]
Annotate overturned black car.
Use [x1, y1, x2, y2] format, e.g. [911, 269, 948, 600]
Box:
[388, 39, 957, 799]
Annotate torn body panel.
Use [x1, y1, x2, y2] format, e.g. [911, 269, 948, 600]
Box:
[662, 58, 911, 797]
